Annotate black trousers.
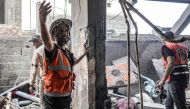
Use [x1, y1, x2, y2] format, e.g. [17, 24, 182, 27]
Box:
[43, 95, 71, 109]
[165, 74, 189, 109]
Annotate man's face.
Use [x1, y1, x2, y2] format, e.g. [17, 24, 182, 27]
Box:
[33, 39, 42, 48]
[54, 23, 70, 47]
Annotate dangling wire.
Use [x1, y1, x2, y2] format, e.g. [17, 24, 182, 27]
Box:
[119, 1, 131, 109]
[122, 1, 144, 109]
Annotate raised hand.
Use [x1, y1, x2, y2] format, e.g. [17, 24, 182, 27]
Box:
[39, 1, 52, 24]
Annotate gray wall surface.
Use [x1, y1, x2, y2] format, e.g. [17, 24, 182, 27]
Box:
[106, 40, 159, 81]
[0, 0, 5, 24]
[106, 37, 190, 82]
[0, 36, 33, 93]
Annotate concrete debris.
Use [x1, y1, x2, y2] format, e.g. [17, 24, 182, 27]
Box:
[0, 80, 40, 108]
[135, 93, 154, 103]
[116, 98, 136, 109]
[0, 80, 29, 96]
[152, 58, 164, 79]
[112, 56, 138, 73]
[143, 102, 165, 109]
[0, 96, 6, 108]
[106, 56, 139, 87]
[106, 65, 138, 87]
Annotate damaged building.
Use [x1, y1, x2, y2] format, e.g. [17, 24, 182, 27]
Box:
[0, 0, 190, 109]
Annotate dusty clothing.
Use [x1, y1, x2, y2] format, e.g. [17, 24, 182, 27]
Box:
[29, 45, 45, 85]
[29, 44, 45, 108]
[162, 42, 189, 109]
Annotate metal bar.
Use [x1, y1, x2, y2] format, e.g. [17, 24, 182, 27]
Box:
[119, 1, 131, 108]
[121, 0, 188, 43]
[14, 91, 40, 103]
[0, 80, 29, 96]
[121, 1, 144, 108]
[170, 5, 190, 36]
[146, 0, 190, 3]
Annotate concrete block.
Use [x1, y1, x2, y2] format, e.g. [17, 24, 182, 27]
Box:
[0, 62, 30, 71]
[0, 47, 33, 55]
[0, 55, 31, 63]
[0, 70, 30, 78]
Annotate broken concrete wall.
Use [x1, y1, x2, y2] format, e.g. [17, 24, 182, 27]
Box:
[106, 35, 190, 82]
[106, 36, 162, 82]
[0, 36, 33, 93]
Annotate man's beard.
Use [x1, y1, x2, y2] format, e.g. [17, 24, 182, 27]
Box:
[57, 35, 70, 47]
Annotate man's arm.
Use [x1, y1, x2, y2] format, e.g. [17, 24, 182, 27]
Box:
[158, 56, 174, 88]
[73, 47, 90, 66]
[29, 51, 40, 92]
[157, 45, 175, 88]
[39, 1, 53, 52]
[162, 56, 174, 82]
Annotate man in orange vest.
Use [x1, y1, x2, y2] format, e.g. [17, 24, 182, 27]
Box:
[157, 31, 189, 109]
[39, 1, 89, 109]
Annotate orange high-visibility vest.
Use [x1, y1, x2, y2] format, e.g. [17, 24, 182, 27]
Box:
[43, 49, 75, 94]
[162, 42, 188, 81]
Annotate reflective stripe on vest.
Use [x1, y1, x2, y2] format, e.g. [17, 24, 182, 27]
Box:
[47, 51, 71, 72]
[174, 64, 188, 68]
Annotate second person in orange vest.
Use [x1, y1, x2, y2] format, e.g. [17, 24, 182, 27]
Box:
[39, 1, 90, 109]
[157, 31, 190, 109]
